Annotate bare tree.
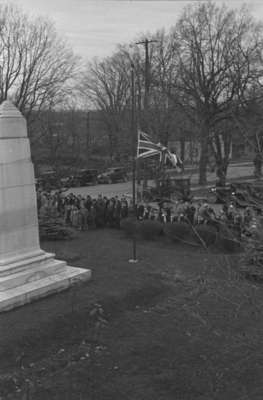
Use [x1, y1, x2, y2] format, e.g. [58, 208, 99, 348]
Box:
[29, 88, 88, 172]
[233, 86, 263, 177]
[80, 51, 131, 160]
[163, 2, 263, 184]
[0, 4, 79, 119]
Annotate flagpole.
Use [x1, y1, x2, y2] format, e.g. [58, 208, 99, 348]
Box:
[131, 64, 136, 211]
[129, 62, 138, 263]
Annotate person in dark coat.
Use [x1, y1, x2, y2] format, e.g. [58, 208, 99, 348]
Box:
[113, 198, 122, 228]
[95, 197, 105, 228]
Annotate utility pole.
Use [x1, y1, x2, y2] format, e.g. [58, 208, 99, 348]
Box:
[136, 38, 157, 192]
[131, 64, 137, 213]
[136, 38, 158, 112]
[86, 111, 91, 154]
[129, 62, 138, 263]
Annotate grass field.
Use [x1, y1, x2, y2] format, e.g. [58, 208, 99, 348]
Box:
[0, 228, 263, 399]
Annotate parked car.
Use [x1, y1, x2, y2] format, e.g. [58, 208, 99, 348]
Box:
[70, 169, 98, 187]
[59, 175, 75, 188]
[97, 167, 128, 184]
[36, 171, 59, 191]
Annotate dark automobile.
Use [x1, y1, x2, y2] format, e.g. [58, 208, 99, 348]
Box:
[97, 167, 128, 184]
[70, 169, 98, 187]
[36, 171, 59, 191]
[59, 175, 74, 188]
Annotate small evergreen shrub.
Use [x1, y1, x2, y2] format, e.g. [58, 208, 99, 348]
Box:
[39, 216, 75, 241]
[216, 225, 241, 253]
[164, 222, 191, 242]
[120, 217, 140, 237]
[139, 220, 164, 240]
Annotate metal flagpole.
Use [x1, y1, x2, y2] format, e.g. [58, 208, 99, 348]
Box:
[129, 62, 138, 263]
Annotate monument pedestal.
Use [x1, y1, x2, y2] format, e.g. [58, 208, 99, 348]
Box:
[0, 250, 91, 311]
[0, 101, 91, 312]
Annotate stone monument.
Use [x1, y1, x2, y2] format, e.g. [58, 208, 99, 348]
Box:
[0, 100, 91, 311]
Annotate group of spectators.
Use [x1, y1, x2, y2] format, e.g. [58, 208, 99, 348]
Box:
[37, 188, 258, 238]
[137, 200, 258, 239]
[37, 190, 130, 230]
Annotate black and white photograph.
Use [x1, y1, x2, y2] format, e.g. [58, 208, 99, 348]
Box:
[0, 0, 263, 398]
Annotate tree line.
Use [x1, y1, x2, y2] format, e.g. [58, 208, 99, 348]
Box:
[2, 2, 263, 184]
[82, 2, 263, 184]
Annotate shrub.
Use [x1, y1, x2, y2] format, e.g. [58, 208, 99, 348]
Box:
[216, 225, 241, 253]
[164, 222, 191, 242]
[39, 216, 75, 241]
[139, 220, 164, 240]
[239, 265, 263, 283]
[120, 217, 140, 237]
[191, 224, 218, 247]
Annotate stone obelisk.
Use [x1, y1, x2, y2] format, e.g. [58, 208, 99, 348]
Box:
[0, 100, 91, 311]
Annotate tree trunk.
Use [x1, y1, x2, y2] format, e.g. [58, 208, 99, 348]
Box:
[213, 131, 231, 187]
[180, 137, 185, 162]
[253, 153, 262, 178]
[199, 134, 209, 185]
[216, 162, 228, 187]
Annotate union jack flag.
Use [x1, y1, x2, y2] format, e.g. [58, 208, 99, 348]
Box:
[137, 130, 181, 168]
[137, 130, 164, 160]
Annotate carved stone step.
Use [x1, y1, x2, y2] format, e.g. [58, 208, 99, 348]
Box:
[0, 266, 92, 312]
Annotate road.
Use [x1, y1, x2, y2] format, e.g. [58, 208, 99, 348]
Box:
[189, 162, 254, 184]
[64, 162, 255, 198]
[64, 181, 133, 198]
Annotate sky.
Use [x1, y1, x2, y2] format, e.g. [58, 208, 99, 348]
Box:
[6, 0, 263, 61]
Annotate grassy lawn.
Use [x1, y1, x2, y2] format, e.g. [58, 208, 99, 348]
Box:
[0, 228, 263, 399]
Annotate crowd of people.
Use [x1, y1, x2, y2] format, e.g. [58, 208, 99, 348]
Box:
[37, 189, 130, 230]
[37, 188, 258, 238]
[137, 200, 257, 237]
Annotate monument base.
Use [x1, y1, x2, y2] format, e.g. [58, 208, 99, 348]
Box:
[0, 251, 91, 312]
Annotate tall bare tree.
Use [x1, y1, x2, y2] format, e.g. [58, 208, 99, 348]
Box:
[0, 4, 79, 119]
[164, 2, 263, 184]
[232, 86, 263, 177]
[80, 51, 131, 160]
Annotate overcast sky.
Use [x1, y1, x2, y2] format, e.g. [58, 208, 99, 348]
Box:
[8, 0, 263, 61]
